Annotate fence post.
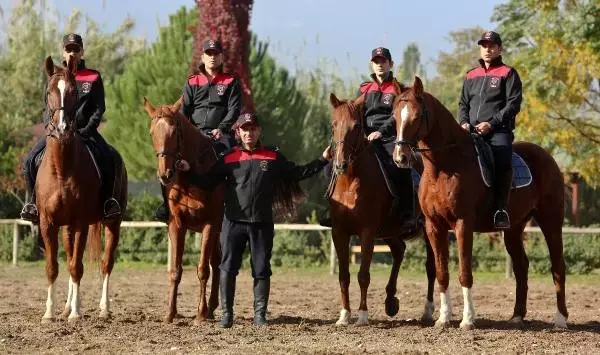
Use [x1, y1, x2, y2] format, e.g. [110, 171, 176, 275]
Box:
[329, 237, 337, 275]
[13, 222, 20, 266]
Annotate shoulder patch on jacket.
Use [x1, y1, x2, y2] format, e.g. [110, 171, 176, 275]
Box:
[187, 73, 209, 86]
[75, 69, 99, 82]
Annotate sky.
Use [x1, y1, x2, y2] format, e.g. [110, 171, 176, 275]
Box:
[1, 0, 501, 78]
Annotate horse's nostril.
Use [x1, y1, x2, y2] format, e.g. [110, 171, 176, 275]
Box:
[166, 169, 174, 180]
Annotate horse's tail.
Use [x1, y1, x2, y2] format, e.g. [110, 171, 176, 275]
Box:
[87, 222, 102, 268]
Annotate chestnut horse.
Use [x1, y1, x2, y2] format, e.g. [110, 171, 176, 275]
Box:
[38, 56, 127, 322]
[392, 77, 567, 329]
[144, 97, 225, 324]
[328, 93, 435, 326]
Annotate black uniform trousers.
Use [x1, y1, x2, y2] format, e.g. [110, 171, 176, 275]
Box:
[219, 217, 274, 280]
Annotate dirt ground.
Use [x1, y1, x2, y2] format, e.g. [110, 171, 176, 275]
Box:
[0, 263, 599, 354]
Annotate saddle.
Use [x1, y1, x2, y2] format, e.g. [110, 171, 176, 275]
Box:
[471, 134, 532, 189]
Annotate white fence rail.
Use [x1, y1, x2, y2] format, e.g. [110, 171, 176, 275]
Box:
[2, 219, 599, 278]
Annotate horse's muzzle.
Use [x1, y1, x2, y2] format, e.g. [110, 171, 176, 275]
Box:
[394, 153, 411, 169]
[159, 169, 175, 186]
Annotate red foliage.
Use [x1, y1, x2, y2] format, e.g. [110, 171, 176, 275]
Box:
[193, 0, 255, 114]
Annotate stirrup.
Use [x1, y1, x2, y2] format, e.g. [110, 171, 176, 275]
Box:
[20, 203, 39, 223]
[103, 198, 121, 219]
[493, 209, 510, 230]
[153, 204, 169, 223]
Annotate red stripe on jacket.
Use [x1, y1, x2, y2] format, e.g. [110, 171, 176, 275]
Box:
[223, 147, 277, 164]
[466, 65, 512, 80]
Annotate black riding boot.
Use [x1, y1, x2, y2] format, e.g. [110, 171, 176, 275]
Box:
[220, 272, 236, 328]
[20, 178, 38, 223]
[253, 278, 270, 326]
[153, 184, 169, 223]
[493, 170, 513, 230]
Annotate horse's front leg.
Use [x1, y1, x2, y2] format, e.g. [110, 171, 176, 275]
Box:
[40, 220, 59, 323]
[455, 219, 475, 329]
[331, 226, 351, 326]
[195, 222, 218, 324]
[383, 237, 406, 318]
[165, 221, 186, 323]
[425, 219, 451, 327]
[356, 231, 375, 326]
[66, 224, 89, 322]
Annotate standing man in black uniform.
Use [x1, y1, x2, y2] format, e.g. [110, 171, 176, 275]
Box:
[458, 31, 523, 229]
[153, 39, 242, 222]
[20, 33, 121, 222]
[175, 113, 331, 328]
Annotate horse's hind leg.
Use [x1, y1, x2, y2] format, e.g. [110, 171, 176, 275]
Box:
[99, 222, 120, 319]
[40, 221, 59, 323]
[66, 224, 89, 322]
[383, 237, 406, 317]
[195, 223, 217, 324]
[59, 226, 74, 319]
[421, 234, 436, 322]
[455, 219, 475, 330]
[332, 228, 351, 326]
[356, 232, 375, 326]
[534, 208, 568, 329]
[207, 240, 221, 320]
[503, 220, 529, 327]
[165, 222, 186, 323]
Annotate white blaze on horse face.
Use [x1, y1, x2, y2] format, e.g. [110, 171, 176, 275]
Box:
[398, 105, 410, 142]
[57, 79, 67, 133]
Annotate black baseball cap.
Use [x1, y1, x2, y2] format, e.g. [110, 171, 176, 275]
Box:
[202, 39, 223, 53]
[234, 113, 259, 129]
[63, 33, 83, 49]
[371, 47, 392, 62]
[477, 31, 502, 46]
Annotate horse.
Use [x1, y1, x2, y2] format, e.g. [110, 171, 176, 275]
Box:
[144, 97, 225, 324]
[327, 93, 436, 326]
[37, 56, 127, 322]
[392, 77, 567, 329]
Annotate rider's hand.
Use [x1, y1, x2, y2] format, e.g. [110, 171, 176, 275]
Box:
[475, 122, 492, 135]
[461, 123, 470, 132]
[367, 131, 382, 141]
[322, 146, 332, 161]
[175, 160, 190, 172]
[211, 128, 222, 140]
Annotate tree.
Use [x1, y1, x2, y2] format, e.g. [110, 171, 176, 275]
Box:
[193, 0, 255, 113]
[492, 0, 600, 184]
[396, 43, 427, 85]
[428, 27, 485, 112]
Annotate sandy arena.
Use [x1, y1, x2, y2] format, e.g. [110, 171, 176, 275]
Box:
[1, 263, 599, 354]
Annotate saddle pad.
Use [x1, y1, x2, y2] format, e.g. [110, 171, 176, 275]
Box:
[478, 152, 532, 189]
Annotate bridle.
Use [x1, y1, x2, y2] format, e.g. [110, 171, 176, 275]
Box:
[154, 114, 216, 169]
[395, 97, 458, 153]
[330, 108, 368, 173]
[45, 73, 78, 140]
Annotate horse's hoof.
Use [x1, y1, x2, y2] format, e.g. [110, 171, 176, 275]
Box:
[60, 309, 70, 320]
[421, 313, 434, 323]
[164, 315, 174, 324]
[194, 317, 207, 326]
[67, 314, 83, 323]
[335, 309, 351, 326]
[421, 301, 435, 323]
[554, 311, 568, 330]
[354, 310, 369, 326]
[459, 321, 475, 330]
[508, 316, 524, 328]
[41, 316, 55, 324]
[434, 319, 450, 328]
[99, 310, 111, 320]
[385, 297, 399, 317]
[206, 311, 215, 320]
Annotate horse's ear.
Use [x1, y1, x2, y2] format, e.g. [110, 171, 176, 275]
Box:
[143, 96, 156, 117]
[392, 80, 404, 96]
[330, 93, 342, 108]
[171, 96, 184, 113]
[66, 56, 77, 75]
[44, 56, 55, 77]
[413, 76, 424, 99]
